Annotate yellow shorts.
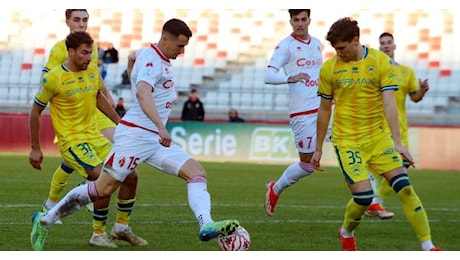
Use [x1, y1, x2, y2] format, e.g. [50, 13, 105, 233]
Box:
[59, 134, 112, 179]
[334, 132, 403, 185]
[95, 109, 116, 131]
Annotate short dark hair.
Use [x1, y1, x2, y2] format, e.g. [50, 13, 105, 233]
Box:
[163, 18, 192, 38]
[65, 9, 88, 19]
[288, 9, 310, 18]
[326, 17, 360, 45]
[379, 32, 394, 40]
[65, 31, 94, 50]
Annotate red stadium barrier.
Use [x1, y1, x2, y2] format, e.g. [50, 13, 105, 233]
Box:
[0, 113, 58, 155]
[1, 113, 460, 170]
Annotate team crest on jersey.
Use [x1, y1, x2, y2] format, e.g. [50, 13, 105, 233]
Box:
[78, 76, 84, 82]
[146, 62, 153, 67]
[366, 66, 376, 76]
[118, 157, 126, 168]
[351, 165, 361, 176]
[352, 67, 359, 73]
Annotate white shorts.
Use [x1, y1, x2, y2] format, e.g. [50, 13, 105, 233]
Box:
[104, 124, 191, 182]
[290, 113, 317, 154]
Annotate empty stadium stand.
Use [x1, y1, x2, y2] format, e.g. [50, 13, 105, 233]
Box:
[0, 9, 459, 123]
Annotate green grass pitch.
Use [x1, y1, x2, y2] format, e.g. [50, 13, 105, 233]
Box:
[0, 154, 459, 251]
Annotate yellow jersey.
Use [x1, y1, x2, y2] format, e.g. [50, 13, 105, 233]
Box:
[318, 46, 398, 146]
[43, 39, 116, 134]
[390, 64, 418, 147]
[35, 64, 102, 149]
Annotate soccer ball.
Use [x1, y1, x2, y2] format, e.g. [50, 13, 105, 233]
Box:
[217, 226, 251, 251]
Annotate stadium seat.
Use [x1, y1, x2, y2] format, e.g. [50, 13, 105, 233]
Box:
[204, 91, 218, 109]
[1, 9, 459, 119]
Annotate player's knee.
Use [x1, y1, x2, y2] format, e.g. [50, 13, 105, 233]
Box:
[299, 161, 314, 173]
[86, 171, 99, 181]
[86, 165, 104, 181]
[60, 162, 74, 173]
[389, 173, 411, 193]
[352, 190, 374, 206]
[186, 175, 207, 184]
[123, 170, 138, 186]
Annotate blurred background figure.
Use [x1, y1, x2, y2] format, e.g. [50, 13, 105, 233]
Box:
[102, 42, 119, 64]
[228, 108, 245, 123]
[97, 43, 107, 79]
[181, 88, 205, 121]
[115, 97, 126, 117]
[112, 69, 130, 95]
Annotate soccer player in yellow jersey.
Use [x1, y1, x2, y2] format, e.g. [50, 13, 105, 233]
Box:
[41, 10, 118, 219]
[31, 10, 146, 248]
[365, 32, 430, 219]
[311, 17, 441, 251]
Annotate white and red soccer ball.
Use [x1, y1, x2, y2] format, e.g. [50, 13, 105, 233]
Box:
[217, 226, 251, 251]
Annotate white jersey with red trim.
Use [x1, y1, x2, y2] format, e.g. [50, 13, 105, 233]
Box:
[122, 44, 177, 132]
[267, 33, 323, 114]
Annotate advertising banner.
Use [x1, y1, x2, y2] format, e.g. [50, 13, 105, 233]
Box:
[167, 122, 338, 165]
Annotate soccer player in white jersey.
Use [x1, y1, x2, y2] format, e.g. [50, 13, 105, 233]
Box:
[264, 9, 327, 216]
[30, 18, 239, 250]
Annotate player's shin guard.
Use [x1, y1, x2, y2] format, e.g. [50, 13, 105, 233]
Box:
[343, 190, 373, 232]
[391, 174, 432, 242]
[376, 176, 393, 201]
[116, 198, 135, 225]
[276, 162, 314, 194]
[48, 162, 74, 202]
[93, 206, 109, 234]
[42, 184, 92, 227]
[187, 175, 211, 227]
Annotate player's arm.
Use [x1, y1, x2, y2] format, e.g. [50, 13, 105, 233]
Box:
[96, 90, 120, 124]
[136, 81, 171, 147]
[316, 97, 333, 148]
[29, 103, 46, 170]
[311, 97, 333, 170]
[264, 66, 309, 84]
[100, 76, 115, 106]
[382, 90, 415, 167]
[382, 90, 401, 145]
[409, 78, 429, 102]
[126, 51, 137, 80]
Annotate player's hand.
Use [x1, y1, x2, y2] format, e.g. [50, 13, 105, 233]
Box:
[419, 78, 429, 92]
[29, 149, 43, 170]
[158, 128, 171, 147]
[288, 73, 310, 83]
[311, 151, 324, 171]
[128, 51, 136, 62]
[395, 145, 415, 168]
